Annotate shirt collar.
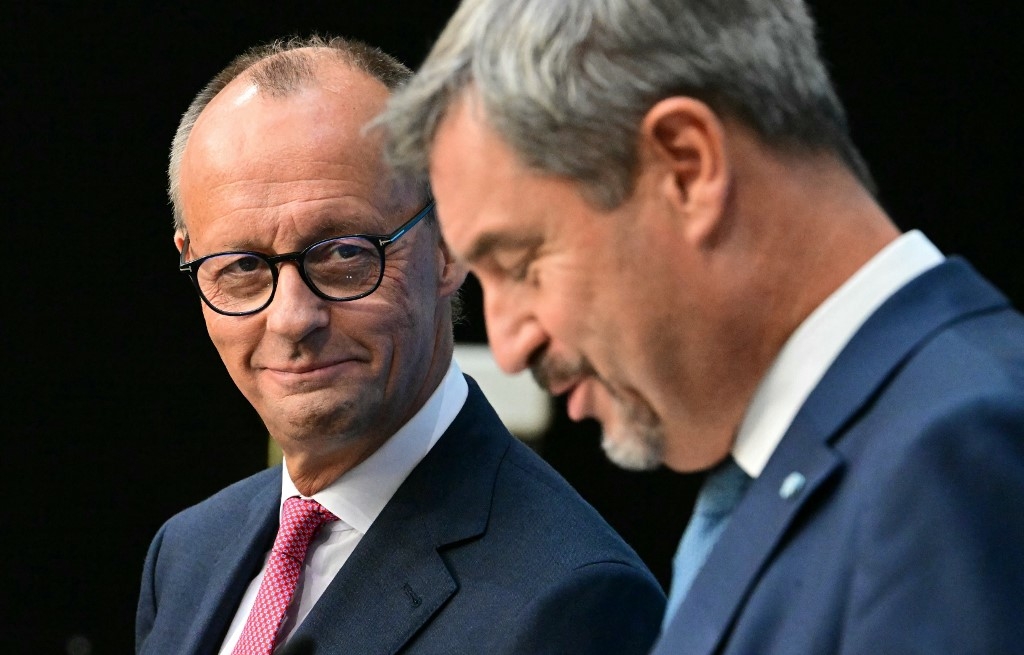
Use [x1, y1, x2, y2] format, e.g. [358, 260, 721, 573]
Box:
[280, 359, 469, 533]
[732, 230, 944, 477]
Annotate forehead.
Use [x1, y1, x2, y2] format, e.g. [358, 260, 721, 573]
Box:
[180, 62, 406, 244]
[428, 97, 591, 262]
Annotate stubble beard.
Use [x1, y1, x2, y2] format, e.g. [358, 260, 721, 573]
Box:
[531, 350, 665, 471]
[600, 399, 665, 471]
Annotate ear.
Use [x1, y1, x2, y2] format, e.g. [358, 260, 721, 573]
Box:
[638, 97, 730, 247]
[174, 229, 187, 254]
[436, 236, 468, 298]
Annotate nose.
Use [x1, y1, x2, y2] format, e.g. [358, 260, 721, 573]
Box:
[264, 264, 329, 341]
[481, 282, 547, 374]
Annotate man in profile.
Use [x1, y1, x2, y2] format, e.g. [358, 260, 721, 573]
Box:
[381, 1, 1024, 652]
[136, 35, 664, 655]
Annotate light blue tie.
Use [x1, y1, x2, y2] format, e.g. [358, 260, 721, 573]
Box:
[662, 457, 752, 631]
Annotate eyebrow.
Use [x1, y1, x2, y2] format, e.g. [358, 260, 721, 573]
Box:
[463, 231, 544, 265]
[304, 214, 384, 238]
[200, 215, 384, 254]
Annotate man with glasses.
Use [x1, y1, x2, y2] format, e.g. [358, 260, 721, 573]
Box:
[137, 36, 664, 655]
[380, 0, 1024, 653]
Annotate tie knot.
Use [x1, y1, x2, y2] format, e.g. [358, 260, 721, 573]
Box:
[694, 457, 752, 517]
[275, 496, 338, 561]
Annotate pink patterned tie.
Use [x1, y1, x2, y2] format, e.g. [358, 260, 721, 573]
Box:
[232, 496, 337, 655]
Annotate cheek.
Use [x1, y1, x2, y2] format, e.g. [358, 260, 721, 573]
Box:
[370, 271, 424, 333]
[380, 249, 443, 325]
[373, 274, 444, 368]
[542, 268, 596, 332]
[336, 285, 427, 364]
[204, 312, 261, 373]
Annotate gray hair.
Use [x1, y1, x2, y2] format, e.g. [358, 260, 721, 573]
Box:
[380, 0, 875, 209]
[168, 34, 414, 231]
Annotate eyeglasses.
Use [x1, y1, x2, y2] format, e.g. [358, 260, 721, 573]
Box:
[179, 200, 434, 316]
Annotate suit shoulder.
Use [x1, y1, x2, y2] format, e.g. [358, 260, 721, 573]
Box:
[490, 438, 651, 569]
[848, 305, 1024, 457]
[159, 466, 279, 535]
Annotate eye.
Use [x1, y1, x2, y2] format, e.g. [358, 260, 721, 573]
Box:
[307, 236, 379, 263]
[492, 251, 533, 283]
[329, 242, 366, 260]
[508, 261, 530, 282]
[196, 253, 272, 300]
[203, 253, 265, 279]
[306, 237, 378, 273]
[232, 255, 263, 272]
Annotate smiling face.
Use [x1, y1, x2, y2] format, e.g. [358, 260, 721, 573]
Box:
[177, 60, 463, 467]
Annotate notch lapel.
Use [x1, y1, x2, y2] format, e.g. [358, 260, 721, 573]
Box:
[657, 441, 842, 655]
[287, 508, 462, 655]
[289, 379, 506, 654]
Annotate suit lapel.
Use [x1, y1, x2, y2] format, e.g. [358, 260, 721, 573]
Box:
[658, 259, 1009, 654]
[288, 508, 461, 655]
[181, 474, 280, 655]
[291, 379, 508, 654]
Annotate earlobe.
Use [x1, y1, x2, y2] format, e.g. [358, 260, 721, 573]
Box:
[437, 240, 469, 297]
[640, 97, 730, 247]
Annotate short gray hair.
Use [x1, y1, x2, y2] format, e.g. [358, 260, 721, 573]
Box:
[380, 0, 875, 209]
[168, 34, 413, 231]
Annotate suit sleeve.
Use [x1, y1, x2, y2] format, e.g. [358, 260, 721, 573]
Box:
[842, 395, 1024, 654]
[488, 560, 666, 655]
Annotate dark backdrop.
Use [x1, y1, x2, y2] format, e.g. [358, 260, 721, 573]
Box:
[4, 3, 1019, 653]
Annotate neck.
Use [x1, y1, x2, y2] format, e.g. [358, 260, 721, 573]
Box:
[662, 145, 899, 472]
[283, 435, 390, 497]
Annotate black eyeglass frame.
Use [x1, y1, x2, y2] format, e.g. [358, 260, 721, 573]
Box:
[178, 200, 435, 316]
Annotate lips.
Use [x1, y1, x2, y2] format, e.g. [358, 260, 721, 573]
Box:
[564, 379, 593, 422]
[267, 361, 348, 374]
[261, 358, 360, 386]
[544, 376, 579, 398]
[535, 368, 584, 408]
[530, 354, 596, 421]
[536, 370, 593, 422]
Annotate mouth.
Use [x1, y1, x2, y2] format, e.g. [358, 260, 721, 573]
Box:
[545, 376, 579, 398]
[262, 358, 359, 385]
[270, 361, 346, 374]
[541, 375, 593, 422]
[563, 379, 593, 422]
[529, 353, 596, 422]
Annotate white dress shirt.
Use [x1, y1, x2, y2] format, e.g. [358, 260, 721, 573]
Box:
[732, 231, 944, 478]
[218, 360, 469, 654]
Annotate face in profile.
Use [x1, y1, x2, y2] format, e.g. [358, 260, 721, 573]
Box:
[177, 64, 462, 453]
[428, 98, 683, 471]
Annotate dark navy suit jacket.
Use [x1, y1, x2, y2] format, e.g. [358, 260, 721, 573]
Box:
[137, 378, 665, 655]
[653, 259, 1024, 654]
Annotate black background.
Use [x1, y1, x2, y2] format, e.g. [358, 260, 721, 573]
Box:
[4, 3, 1020, 653]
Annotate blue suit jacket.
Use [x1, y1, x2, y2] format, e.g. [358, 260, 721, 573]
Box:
[137, 378, 665, 655]
[654, 258, 1024, 654]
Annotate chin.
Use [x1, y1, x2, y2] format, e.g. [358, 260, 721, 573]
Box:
[261, 395, 367, 439]
[601, 427, 664, 472]
[596, 390, 665, 471]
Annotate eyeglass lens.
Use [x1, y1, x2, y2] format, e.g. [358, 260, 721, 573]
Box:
[194, 236, 382, 314]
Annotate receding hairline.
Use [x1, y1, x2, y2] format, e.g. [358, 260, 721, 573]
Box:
[237, 45, 396, 96]
[170, 35, 418, 232]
